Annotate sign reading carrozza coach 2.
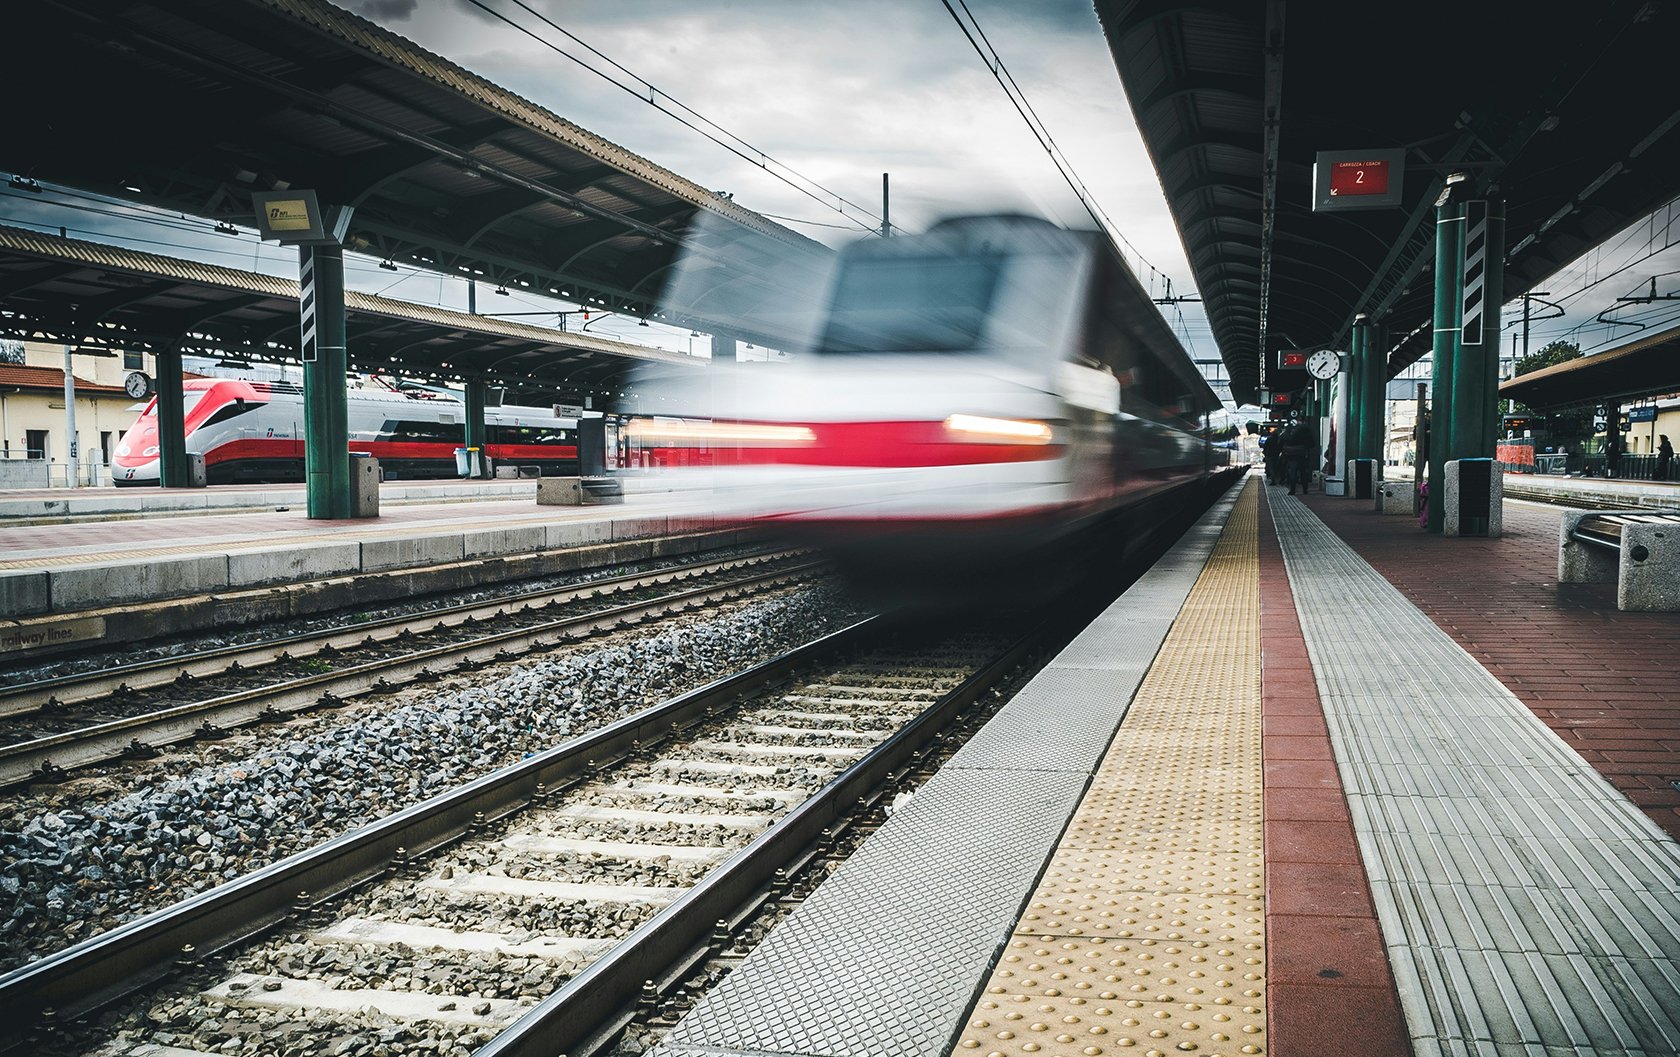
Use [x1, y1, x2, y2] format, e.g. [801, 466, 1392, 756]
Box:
[1312, 149, 1406, 212]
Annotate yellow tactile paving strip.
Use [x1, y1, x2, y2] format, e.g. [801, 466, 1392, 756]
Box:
[957, 483, 1263, 1057]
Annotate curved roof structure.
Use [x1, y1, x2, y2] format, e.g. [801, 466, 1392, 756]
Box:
[0, 224, 697, 405]
[1096, 0, 1680, 405]
[9, 0, 831, 347]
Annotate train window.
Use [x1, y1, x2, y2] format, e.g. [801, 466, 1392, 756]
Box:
[488, 425, 574, 445]
[200, 399, 263, 427]
[384, 420, 463, 443]
[818, 255, 1002, 354]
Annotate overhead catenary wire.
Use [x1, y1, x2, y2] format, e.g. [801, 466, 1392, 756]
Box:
[460, 0, 890, 237]
[937, 0, 1169, 287]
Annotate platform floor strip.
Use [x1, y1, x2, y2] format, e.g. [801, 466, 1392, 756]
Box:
[1271, 495, 1680, 1056]
[956, 483, 1264, 1057]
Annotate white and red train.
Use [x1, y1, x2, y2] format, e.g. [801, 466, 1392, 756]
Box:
[632, 214, 1222, 569]
[112, 380, 584, 485]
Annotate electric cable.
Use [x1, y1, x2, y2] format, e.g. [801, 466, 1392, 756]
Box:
[462, 0, 889, 237]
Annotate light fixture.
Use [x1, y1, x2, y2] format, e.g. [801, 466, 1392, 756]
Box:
[378, 259, 398, 272]
[8, 176, 41, 193]
[215, 357, 251, 369]
[214, 221, 238, 236]
[690, 329, 701, 337]
[120, 180, 142, 194]
[638, 318, 649, 327]
[494, 285, 509, 296]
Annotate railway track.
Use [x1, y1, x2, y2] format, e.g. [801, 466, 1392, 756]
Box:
[0, 552, 821, 789]
[3, 615, 1046, 1057]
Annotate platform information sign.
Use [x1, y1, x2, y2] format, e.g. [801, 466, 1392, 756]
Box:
[1312, 149, 1405, 212]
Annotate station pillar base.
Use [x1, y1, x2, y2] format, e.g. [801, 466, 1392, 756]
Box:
[1445, 458, 1502, 537]
[1375, 479, 1417, 516]
[1348, 458, 1377, 500]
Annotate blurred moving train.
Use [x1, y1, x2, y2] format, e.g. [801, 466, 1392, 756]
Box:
[633, 214, 1223, 574]
[112, 379, 583, 485]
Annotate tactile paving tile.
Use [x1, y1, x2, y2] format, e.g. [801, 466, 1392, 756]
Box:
[956, 482, 1266, 1057]
[957, 936, 1266, 1056]
[1271, 496, 1680, 1056]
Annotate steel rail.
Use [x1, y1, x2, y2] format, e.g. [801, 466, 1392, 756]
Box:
[0, 615, 885, 1039]
[476, 620, 1046, 1057]
[0, 551, 798, 720]
[0, 559, 825, 788]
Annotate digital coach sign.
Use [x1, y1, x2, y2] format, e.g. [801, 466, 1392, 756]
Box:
[1312, 149, 1405, 212]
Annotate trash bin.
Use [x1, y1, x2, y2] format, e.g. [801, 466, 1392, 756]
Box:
[349, 453, 380, 518]
[454, 447, 472, 476]
[186, 451, 208, 488]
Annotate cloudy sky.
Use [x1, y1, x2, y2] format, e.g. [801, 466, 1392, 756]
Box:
[8, 0, 1678, 403]
[356, 0, 1217, 357]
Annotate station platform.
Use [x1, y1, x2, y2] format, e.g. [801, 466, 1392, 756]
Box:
[0, 485, 731, 654]
[649, 475, 1680, 1057]
[0, 477, 540, 523]
[1501, 472, 1677, 512]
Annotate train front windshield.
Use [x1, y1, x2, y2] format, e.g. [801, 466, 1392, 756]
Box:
[816, 255, 1002, 355]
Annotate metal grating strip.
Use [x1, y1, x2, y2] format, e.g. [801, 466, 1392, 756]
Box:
[1271, 494, 1680, 1056]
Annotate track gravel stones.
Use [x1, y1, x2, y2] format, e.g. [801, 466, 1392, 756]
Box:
[0, 584, 861, 972]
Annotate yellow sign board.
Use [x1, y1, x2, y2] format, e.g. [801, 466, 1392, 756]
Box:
[263, 198, 314, 232]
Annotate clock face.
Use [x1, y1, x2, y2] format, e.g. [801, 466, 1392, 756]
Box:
[124, 371, 152, 399]
[1306, 349, 1341, 380]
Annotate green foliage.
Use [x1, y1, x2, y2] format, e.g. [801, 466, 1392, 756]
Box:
[1512, 340, 1591, 444]
[1514, 339, 1582, 377]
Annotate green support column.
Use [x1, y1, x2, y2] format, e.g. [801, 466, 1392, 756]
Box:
[1452, 197, 1506, 460]
[1346, 324, 1366, 465]
[712, 333, 738, 363]
[464, 379, 489, 478]
[301, 245, 352, 519]
[1360, 319, 1386, 466]
[155, 340, 190, 487]
[1427, 196, 1466, 533]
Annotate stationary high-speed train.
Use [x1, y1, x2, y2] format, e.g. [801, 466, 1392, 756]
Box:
[112, 379, 582, 485]
[632, 214, 1222, 570]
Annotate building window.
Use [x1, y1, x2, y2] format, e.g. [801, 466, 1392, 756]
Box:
[25, 429, 47, 460]
[123, 348, 144, 371]
[100, 431, 113, 464]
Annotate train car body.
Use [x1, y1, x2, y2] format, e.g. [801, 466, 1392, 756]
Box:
[111, 380, 580, 485]
[639, 215, 1220, 573]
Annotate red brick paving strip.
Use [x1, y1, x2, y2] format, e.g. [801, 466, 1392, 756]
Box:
[1259, 490, 1413, 1057]
[1299, 492, 1680, 839]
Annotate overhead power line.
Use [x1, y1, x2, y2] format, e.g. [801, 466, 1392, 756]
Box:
[938, 0, 1170, 287]
[462, 0, 891, 237]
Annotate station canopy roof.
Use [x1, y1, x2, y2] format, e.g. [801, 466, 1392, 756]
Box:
[1096, 0, 1680, 405]
[0, 224, 698, 404]
[9, 0, 831, 350]
[1499, 324, 1680, 412]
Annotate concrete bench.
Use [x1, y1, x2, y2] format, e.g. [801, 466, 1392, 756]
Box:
[537, 475, 624, 506]
[1558, 510, 1680, 611]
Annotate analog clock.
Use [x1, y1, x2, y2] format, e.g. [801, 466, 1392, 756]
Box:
[124, 371, 153, 399]
[1305, 349, 1341, 380]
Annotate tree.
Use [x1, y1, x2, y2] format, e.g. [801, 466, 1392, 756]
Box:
[1512, 340, 1592, 446]
[0, 340, 22, 366]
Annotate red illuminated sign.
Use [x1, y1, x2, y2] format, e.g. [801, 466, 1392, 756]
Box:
[1279, 351, 1307, 369]
[1329, 160, 1390, 198]
[1271, 392, 1293, 406]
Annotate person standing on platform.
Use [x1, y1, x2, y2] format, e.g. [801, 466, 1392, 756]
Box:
[1658, 434, 1674, 482]
[1262, 429, 1280, 485]
[1604, 430, 1622, 479]
[1283, 420, 1312, 495]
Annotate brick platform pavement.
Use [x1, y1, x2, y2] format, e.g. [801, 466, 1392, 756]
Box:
[1297, 490, 1680, 839]
[1260, 490, 1412, 1057]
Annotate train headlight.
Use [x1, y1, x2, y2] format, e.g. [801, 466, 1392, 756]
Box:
[943, 414, 1054, 444]
[143, 445, 159, 457]
[625, 419, 816, 445]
